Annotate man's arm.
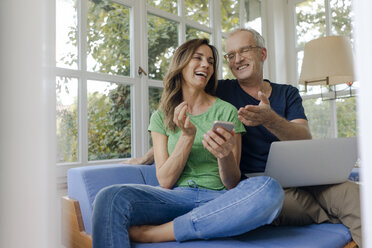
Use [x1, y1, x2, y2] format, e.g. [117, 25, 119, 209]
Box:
[263, 116, 311, 141]
[121, 147, 154, 165]
[238, 91, 312, 141]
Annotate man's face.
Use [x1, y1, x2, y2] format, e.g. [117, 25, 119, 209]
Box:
[225, 31, 266, 82]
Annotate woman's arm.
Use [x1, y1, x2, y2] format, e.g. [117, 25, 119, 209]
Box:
[153, 102, 196, 189]
[152, 131, 194, 189]
[202, 128, 242, 189]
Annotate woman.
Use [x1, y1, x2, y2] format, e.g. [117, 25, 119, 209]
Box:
[92, 39, 284, 247]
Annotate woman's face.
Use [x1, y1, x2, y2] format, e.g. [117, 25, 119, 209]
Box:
[181, 44, 215, 90]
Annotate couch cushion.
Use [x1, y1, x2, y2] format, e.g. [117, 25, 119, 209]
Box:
[132, 223, 351, 248]
[68, 164, 150, 235]
[138, 163, 159, 186]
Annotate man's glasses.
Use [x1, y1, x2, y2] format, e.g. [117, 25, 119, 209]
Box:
[224, 46, 262, 62]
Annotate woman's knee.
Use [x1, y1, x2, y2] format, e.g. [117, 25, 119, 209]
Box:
[241, 176, 283, 201]
[238, 176, 284, 213]
[93, 185, 134, 214]
[263, 177, 284, 210]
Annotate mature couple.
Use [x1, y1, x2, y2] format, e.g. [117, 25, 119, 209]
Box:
[92, 28, 362, 247]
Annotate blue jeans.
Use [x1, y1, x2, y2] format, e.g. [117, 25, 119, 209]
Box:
[92, 176, 284, 248]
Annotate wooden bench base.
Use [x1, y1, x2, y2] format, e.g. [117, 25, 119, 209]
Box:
[62, 196, 92, 248]
[61, 196, 358, 248]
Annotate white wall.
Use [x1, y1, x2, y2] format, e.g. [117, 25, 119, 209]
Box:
[354, 1, 372, 247]
[0, 0, 57, 247]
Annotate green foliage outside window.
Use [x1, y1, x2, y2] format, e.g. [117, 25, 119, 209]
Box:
[56, 77, 78, 162]
[337, 97, 357, 137]
[220, 0, 240, 33]
[87, 83, 131, 160]
[147, 14, 178, 80]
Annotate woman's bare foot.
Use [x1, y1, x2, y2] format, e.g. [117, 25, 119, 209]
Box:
[129, 221, 175, 243]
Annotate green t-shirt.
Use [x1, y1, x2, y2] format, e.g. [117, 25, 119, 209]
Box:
[148, 98, 245, 190]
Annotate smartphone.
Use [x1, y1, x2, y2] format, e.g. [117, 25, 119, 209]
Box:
[212, 121, 234, 132]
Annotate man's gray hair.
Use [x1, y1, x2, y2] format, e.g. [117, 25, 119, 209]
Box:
[227, 28, 265, 48]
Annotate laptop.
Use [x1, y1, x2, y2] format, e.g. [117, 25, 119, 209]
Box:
[262, 137, 358, 188]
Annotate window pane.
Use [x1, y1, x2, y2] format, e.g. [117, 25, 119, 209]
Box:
[222, 38, 235, 79]
[221, 0, 240, 33]
[148, 14, 178, 80]
[337, 97, 357, 137]
[56, 77, 78, 163]
[186, 26, 211, 41]
[244, 0, 261, 33]
[296, 0, 326, 47]
[87, 81, 131, 161]
[56, 0, 78, 69]
[185, 0, 209, 26]
[149, 87, 163, 146]
[330, 0, 354, 39]
[303, 98, 332, 139]
[149, 87, 163, 119]
[297, 50, 304, 79]
[87, 0, 130, 76]
[146, 0, 177, 14]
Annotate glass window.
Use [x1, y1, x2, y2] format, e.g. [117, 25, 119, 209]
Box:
[297, 50, 304, 79]
[147, 14, 178, 80]
[186, 26, 211, 40]
[330, 0, 353, 39]
[146, 0, 178, 14]
[244, 0, 261, 33]
[56, 77, 78, 163]
[56, 0, 78, 69]
[148, 87, 163, 146]
[222, 38, 235, 79]
[303, 98, 333, 139]
[221, 0, 240, 33]
[337, 97, 357, 137]
[185, 0, 209, 26]
[87, 81, 131, 161]
[87, 0, 130, 76]
[295, 0, 326, 47]
[149, 87, 163, 119]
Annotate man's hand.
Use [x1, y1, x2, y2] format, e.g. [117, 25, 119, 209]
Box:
[173, 101, 196, 137]
[238, 91, 312, 141]
[238, 91, 274, 127]
[202, 127, 235, 159]
[122, 147, 155, 165]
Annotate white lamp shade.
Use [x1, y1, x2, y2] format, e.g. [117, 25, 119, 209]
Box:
[299, 36, 355, 86]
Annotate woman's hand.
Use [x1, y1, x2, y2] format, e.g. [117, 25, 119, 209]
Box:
[203, 128, 241, 189]
[202, 127, 235, 159]
[173, 101, 196, 137]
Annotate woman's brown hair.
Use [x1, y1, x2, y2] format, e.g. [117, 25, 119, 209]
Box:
[159, 38, 219, 132]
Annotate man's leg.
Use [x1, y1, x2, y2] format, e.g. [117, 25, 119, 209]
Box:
[304, 181, 362, 247]
[273, 187, 331, 226]
[173, 176, 284, 241]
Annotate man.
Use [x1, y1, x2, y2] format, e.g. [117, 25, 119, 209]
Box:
[126, 28, 362, 247]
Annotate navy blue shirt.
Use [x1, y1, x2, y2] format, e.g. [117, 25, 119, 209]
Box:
[216, 79, 307, 175]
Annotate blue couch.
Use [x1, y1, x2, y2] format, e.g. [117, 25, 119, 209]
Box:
[62, 163, 359, 248]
